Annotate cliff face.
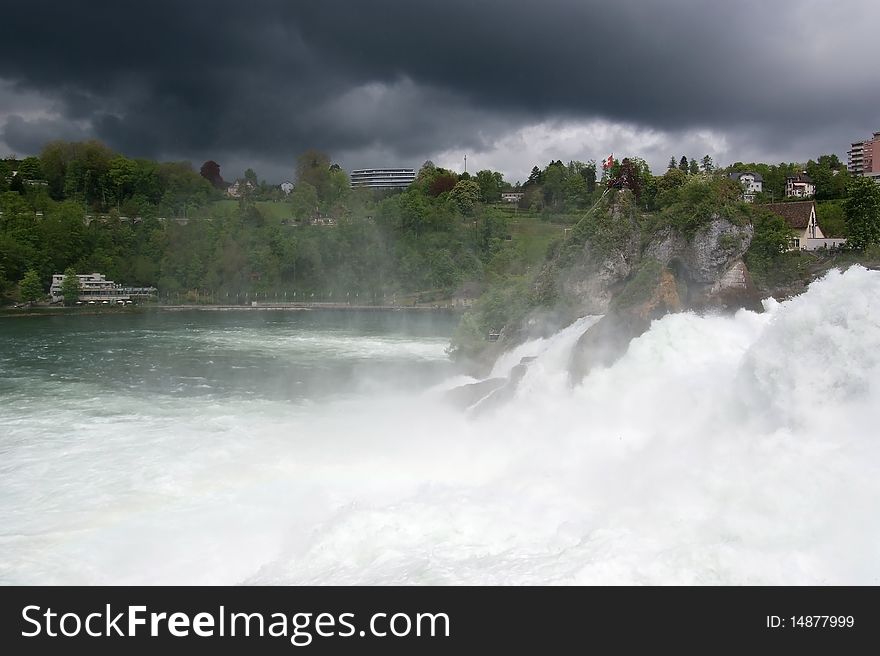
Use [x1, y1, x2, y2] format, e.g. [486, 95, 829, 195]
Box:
[531, 190, 762, 380]
[643, 217, 760, 311]
[447, 189, 766, 408]
[554, 196, 642, 316]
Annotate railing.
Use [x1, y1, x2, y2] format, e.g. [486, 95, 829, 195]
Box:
[803, 238, 848, 251]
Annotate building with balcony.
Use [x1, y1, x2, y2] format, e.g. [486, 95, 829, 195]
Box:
[49, 273, 157, 303]
[848, 131, 879, 177]
[350, 168, 416, 189]
[784, 173, 815, 198]
[728, 171, 763, 202]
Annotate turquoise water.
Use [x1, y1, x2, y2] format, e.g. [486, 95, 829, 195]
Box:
[0, 309, 457, 404]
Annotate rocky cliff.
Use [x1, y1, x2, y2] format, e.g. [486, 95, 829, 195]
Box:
[525, 189, 761, 380]
[447, 187, 767, 409]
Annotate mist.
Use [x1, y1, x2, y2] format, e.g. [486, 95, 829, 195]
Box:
[1, 267, 878, 584]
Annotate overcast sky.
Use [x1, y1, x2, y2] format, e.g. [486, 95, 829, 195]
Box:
[1, 0, 878, 184]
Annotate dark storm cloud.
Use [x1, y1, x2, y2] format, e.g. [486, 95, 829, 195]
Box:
[0, 0, 877, 177]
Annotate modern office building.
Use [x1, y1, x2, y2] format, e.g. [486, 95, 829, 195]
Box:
[350, 168, 416, 189]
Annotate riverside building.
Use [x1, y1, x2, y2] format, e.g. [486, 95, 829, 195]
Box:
[49, 273, 156, 303]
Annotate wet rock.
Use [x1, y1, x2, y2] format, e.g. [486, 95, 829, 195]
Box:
[443, 377, 508, 409]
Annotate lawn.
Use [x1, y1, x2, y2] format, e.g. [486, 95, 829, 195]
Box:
[507, 216, 566, 264]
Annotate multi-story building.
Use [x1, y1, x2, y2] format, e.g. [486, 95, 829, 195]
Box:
[848, 131, 880, 177]
[785, 172, 815, 198]
[728, 171, 763, 202]
[49, 273, 149, 303]
[349, 168, 416, 189]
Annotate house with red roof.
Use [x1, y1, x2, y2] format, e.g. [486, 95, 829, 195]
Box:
[763, 200, 846, 251]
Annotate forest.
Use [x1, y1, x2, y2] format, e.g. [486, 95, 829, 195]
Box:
[2, 140, 876, 310]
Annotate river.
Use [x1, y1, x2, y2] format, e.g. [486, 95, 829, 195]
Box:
[1, 267, 879, 584]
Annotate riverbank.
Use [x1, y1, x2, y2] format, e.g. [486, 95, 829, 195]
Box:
[0, 302, 466, 318]
[158, 302, 464, 313]
[0, 305, 148, 319]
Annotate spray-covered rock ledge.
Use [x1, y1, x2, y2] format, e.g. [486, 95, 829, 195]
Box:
[451, 181, 766, 380]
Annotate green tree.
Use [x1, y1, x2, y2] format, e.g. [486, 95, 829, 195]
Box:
[108, 156, 138, 207]
[816, 202, 847, 237]
[655, 168, 688, 208]
[296, 150, 331, 201]
[19, 269, 43, 303]
[668, 156, 677, 171]
[290, 181, 318, 220]
[749, 210, 793, 259]
[475, 169, 503, 203]
[689, 159, 700, 175]
[679, 156, 688, 173]
[542, 162, 567, 210]
[61, 266, 81, 305]
[449, 179, 481, 215]
[700, 155, 713, 173]
[579, 160, 597, 193]
[806, 155, 850, 200]
[324, 168, 350, 209]
[19, 156, 44, 180]
[526, 166, 544, 186]
[844, 176, 880, 249]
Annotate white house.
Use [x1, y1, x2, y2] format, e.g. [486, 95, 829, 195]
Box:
[764, 201, 846, 251]
[728, 171, 763, 202]
[785, 173, 815, 198]
[501, 191, 524, 203]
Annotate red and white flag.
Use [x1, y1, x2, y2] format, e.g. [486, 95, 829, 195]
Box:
[603, 154, 614, 170]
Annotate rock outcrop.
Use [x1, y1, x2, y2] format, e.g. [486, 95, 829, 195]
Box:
[643, 218, 761, 312]
[521, 190, 763, 381]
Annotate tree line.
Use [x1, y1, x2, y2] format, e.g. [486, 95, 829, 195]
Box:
[2, 140, 879, 307]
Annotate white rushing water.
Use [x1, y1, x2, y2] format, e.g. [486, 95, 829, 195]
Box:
[1, 267, 879, 585]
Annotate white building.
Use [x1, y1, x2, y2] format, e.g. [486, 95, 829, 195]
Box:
[50, 273, 131, 302]
[785, 173, 816, 198]
[350, 168, 416, 189]
[728, 171, 763, 202]
[501, 191, 525, 203]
